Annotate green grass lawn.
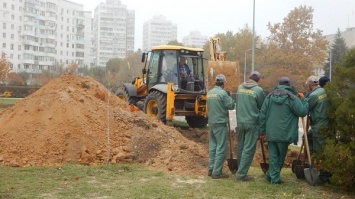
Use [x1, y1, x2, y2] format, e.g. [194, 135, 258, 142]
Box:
[0, 98, 21, 111]
[0, 164, 353, 199]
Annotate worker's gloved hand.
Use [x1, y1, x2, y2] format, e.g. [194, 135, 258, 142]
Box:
[297, 92, 304, 98]
[258, 134, 266, 140]
[226, 91, 231, 96]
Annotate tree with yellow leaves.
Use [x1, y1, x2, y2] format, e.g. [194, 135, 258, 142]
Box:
[260, 5, 328, 93]
[0, 54, 11, 82]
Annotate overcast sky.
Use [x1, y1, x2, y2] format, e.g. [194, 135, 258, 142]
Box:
[71, 0, 355, 50]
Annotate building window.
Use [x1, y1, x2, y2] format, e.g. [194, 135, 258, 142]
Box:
[3, 23, 6, 29]
[11, 5, 15, 10]
[2, 43, 5, 48]
[11, 34, 14, 39]
[3, 3, 6, 8]
[11, 15, 14, 20]
[2, 33, 5, 38]
[11, 44, 14, 50]
[18, 54, 21, 59]
[18, 45, 21, 50]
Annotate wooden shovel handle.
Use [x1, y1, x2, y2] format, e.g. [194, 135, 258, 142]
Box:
[301, 116, 312, 167]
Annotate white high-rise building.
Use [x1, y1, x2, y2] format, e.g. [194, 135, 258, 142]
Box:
[182, 31, 208, 48]
[143, 15, 177, 51]
[0, 0, 92, 73]
[92, 0, 135, 67]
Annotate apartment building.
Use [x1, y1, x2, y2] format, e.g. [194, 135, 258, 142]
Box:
[325, 27, 355, 48]
[0, 0, 25, 72]
[182, 31, 208, 48]
[313, 27, 355, 76]
[92, 0, 135, 67]
[0, 0, 92, 73]
[142, 15, 177, 51]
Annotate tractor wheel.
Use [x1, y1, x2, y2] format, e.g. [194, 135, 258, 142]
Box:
[185, 116, 208, 128]
[116, 87, 138, 105]
[144, 91, 167, 123]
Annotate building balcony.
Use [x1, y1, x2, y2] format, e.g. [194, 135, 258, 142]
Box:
[23, 59, 35, 64]
[42, 42, 56, 48]
[45, 34, 56, 40]
[38, 60, 53, 65]
[77, 24, 85, 29]
[46, 6, 57, 12]
[23, 40, 38, 46]
[23, 30, 35, 36]
[46, 16, 57, 22]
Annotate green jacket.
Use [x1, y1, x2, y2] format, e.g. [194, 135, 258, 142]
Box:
[207, 85, 235, 125]
[236, 79, 265, 125]
[259, 85, 308, 143]
[306, 86, 329, 130]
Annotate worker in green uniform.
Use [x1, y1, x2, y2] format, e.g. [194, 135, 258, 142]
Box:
[235, 71, 265, 181]
[306, 76, 332, 185]
[260, 77, 308, 184]
[207, 74, 235, 179]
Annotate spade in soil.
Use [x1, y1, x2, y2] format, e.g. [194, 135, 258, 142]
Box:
[259, 136, 269, 173]
[227, 116, 238, 174]
[301, 116, 319, 185]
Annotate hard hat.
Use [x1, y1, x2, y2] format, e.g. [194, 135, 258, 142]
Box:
[215, 74, 227, 83]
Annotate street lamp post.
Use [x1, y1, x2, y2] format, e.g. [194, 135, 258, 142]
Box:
[244, 49, 252, 82]
[252, 0, 256, 71]
[244, 44, 261, 82]
[329, 50, 332, 80]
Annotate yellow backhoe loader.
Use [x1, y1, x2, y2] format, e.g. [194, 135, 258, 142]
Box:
[0, 91, 12, 98]
[207, 37, 240, 92]
[116, 45, 208, 128]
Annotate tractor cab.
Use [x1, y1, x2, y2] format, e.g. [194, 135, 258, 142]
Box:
[141, 45, 206, 94]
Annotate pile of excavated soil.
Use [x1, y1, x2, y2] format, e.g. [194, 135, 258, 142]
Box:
[0, 73, 207, 175]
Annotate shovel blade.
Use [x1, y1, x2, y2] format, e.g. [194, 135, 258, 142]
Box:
[304, 168, 319, 186]
[292, 159, 303, 173]
[294, 165, 305, 179]
[227, 159, 238, 174]
[260, 163, 269, 174]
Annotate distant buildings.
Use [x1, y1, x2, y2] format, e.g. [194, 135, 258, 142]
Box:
[0, 0, 92, 73]
[182, 31, 208, 48]
[92, 0, 135, 67]
[314, 27, 355, 76]
[143, 15, 177, 51]
[324, 27, 355, 48]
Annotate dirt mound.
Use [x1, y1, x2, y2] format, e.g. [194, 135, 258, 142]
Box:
[0, 73, 207, 175]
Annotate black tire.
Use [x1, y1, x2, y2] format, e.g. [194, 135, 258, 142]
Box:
[116, 87, 138, 105]
[185, 116, 208, 128]
[144, 91, 167, 123]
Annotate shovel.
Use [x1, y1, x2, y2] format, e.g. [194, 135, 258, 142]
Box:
[301, 116, 319, 185]
[259, 137, 269, 173]
[292, 141, 303, 173]
[227, 113, 238, 174]
[293, 141, 309, 179]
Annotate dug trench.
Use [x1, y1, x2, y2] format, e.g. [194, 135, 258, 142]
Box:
[0, 73, 297, 176]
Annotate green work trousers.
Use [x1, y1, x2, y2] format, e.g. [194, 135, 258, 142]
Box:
[309, 127, 324, 154]
[265, 141, 288, 184]
[236, 124, 259, 179]
[208, 123, 228, 176]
